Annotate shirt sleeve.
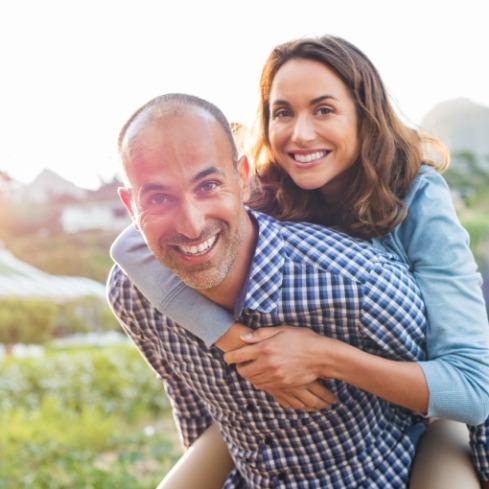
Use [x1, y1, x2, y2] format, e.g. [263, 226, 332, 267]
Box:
[469, 423, 489, 482]
[109, 225, 234, 346]
[395, 170, 489, 425]
[106, 264, 214, 448]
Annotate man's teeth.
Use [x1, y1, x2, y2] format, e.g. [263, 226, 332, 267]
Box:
[180, 236, 216, 255]
[293, 151, 327, 163]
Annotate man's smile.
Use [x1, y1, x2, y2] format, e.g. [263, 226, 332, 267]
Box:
[176, 235, 217, 256]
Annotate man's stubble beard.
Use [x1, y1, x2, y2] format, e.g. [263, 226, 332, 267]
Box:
[151, 217, 247, 291]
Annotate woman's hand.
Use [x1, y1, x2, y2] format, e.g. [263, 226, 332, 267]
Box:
[264, 382, 336, 411]
[224, 326, 337, 410]
[224, 326, 326, 389]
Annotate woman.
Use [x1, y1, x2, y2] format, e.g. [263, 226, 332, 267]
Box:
[111, 35, 489, 486]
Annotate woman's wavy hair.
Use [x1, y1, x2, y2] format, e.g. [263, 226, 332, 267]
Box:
[247, 35, 449, 239]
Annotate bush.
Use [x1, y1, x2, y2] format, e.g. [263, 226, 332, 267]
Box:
[0, 345, 180, 488]
[53, 296, 120, 337]
[0, 298, 57, 348]
[0, 344, 170, 417]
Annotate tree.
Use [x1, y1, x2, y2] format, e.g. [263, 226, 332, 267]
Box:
[445, 150, 489, 206]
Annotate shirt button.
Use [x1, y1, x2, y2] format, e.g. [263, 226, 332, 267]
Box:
[277, 472, 286, 481]
[246, 402, 255, 412]
[264, 435, 273, 445]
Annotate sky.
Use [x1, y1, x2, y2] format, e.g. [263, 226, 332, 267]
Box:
[1, 0, 488, 190]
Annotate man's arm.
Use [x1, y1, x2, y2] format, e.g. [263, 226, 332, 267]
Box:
[107, 264, 215, 446]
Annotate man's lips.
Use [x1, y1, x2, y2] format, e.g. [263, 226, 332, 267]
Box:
[176, 235, 217, 256]
[291, 150, 329, 163]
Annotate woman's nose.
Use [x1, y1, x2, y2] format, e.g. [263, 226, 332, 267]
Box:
[291, 115, 315, 145]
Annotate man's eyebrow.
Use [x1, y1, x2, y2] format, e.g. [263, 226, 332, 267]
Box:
[192, 166, 226, 183]
[139, 182, 167, 195]
[138, 166, 226, 195]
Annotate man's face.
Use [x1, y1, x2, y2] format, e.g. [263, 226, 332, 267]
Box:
[119, 106, 251, 293]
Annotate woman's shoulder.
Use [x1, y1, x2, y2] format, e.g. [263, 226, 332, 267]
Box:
[404, 165, 450, 209]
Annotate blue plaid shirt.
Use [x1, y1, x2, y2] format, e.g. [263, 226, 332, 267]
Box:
[108, 210, 428, 488]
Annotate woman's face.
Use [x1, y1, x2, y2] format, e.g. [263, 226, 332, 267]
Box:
[268, 58, 360, 199]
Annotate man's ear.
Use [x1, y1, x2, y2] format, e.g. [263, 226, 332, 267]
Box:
[118, 187, 139, 230]
[237, 156, 251, 201]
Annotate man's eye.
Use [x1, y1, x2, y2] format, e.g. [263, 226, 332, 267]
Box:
[200, 181, 219, 192]
[144, 194, 169, 207]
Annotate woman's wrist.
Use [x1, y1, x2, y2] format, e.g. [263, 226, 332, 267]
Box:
[214, 323, 252, 352]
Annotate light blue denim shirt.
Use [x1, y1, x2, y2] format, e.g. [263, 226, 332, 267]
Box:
[110, 166, 489, 425]
[371, 166, 489, 423]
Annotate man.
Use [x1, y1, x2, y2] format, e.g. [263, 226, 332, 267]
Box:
[108, 93, 429, 487]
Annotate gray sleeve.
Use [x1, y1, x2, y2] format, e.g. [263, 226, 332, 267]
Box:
[109, 225, 234, 346]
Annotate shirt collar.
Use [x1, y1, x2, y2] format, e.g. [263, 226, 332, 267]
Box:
[235, 210, 284, 314]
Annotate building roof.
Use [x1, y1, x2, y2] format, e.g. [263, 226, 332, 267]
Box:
[0, 247, 106, 303]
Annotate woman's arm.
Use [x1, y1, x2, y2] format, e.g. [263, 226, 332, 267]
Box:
[225, 325, 429, 414]
[225, 171, 489, 422]
[110, 225, 235, 346]
[392, 169, 489, 424]
[110, 225, 336, 410]
[224, 253, 431, 414]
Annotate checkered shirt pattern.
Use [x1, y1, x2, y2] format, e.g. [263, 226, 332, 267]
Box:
[470, 422, 489, 481]
[108, 210, 428, 488]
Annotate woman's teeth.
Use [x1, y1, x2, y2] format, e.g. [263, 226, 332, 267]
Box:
[293, 151, 327, 163]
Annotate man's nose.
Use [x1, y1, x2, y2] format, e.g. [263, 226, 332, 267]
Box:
[292, 114, 315, 144]
[175, 197, 206, 239]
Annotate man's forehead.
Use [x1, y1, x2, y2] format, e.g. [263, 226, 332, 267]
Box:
[123, 104, 214, 147]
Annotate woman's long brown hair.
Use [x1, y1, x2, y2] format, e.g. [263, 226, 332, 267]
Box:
[247, 35, 449, 239]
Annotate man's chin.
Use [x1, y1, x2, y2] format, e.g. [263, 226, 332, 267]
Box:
[179, 274, 222, 290]
[157, 252, 231, 291]
[174, 266, 224, 290]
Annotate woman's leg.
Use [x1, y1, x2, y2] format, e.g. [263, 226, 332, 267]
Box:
[409, 419, 479, 489]
[157, 423, 234, 489]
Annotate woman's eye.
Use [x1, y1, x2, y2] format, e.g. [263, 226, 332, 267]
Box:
[273, 108, 292, 119]
[317, 106, 333, 115]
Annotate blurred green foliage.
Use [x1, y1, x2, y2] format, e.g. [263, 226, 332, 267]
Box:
[0, 345, 180, 489]
[0, 298, 57, 347]
[0, 297, 120, 348]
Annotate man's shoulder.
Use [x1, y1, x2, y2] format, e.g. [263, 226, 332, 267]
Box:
[107, 263, 128, 290]
[253, 210, 385, 260]
[251, 210, 401, 282]
[107, 263, 147, 311]
[252, 209, 363, 245]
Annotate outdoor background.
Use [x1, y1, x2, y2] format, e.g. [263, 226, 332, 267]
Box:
[1, 1, 488, 487]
